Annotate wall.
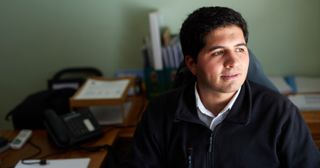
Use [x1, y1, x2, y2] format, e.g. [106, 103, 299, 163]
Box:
[1, 0, 319, 129]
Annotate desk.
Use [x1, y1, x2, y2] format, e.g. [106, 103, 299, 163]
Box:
[286, 93, 320, 148]
[0, 128, 119, 168]
[116, 95, 147, 138]
[300, 111, 320, 148]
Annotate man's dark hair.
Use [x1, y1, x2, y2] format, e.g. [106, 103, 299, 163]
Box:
[179, 6, 248, 61]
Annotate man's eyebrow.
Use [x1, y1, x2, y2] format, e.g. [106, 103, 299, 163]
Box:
[207, 46, 224, 52]
[235, 43, 247, 47]
[207, 43, 247, 51]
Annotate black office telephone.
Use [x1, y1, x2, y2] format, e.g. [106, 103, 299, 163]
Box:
[43, 109, 103, 148]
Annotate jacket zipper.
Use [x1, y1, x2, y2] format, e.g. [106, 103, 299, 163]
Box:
[208, 123, 221, 168]
[208, 132, 213, 152]
[207, 132, 214, 168]
[187, 147, 193, 168]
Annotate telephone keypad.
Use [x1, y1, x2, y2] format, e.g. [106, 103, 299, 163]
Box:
[64, 112, 96, 138]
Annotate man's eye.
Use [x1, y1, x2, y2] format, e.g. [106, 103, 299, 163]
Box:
[235, 48, 245, 53]
[212, 50, 224, 56]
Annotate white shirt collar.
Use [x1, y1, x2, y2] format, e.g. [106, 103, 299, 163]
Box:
[195, 83, 241, 118]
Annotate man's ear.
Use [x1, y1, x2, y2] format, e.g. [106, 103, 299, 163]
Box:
[185, 56, 197, 75]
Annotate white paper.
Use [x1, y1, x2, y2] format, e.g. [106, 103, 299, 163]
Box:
[295, 76, 320, 93]
[75, 79, 129, 100]
[289, 94, 320, 111]
[15, 158, 90, 168]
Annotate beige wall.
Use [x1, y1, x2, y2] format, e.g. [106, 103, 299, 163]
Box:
[1, 0, 319, 129]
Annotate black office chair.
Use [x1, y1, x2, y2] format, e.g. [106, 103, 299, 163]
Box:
[48, 67, 103, 90]
[6, 67, 103, 129]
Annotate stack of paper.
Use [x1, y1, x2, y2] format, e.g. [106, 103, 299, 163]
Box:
[70, 77, 133, 107]
[295, 76, 320, 93]
[74, 78, 130, 100]
[288, 94, 320, 111]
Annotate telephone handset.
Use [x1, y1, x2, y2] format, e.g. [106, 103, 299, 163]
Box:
[43, 109, 102, 148]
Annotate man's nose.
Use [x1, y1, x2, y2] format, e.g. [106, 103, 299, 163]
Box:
[224, 51, 239, 68]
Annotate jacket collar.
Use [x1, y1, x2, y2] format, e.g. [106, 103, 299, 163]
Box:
[225, 80, 252, 125]
[175, 80, 252, 126]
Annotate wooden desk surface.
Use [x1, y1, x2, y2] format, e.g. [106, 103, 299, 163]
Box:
[0, 128, 119, 168]
[300, 111, 320, 148]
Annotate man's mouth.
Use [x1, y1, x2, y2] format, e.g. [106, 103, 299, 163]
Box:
[221, 73, 240, 80]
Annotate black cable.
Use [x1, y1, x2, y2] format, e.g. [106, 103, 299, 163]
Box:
[21, 140, 45, 165]
[19, 139, 113, 166]
[25, 140, 42, 158]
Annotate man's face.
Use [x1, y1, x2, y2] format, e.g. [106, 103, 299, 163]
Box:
[186, 25, 249, 94]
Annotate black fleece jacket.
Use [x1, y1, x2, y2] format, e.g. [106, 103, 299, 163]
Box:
[125, 81, 320, 168]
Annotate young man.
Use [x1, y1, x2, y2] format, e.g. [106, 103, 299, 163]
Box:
[125, 6, 320, 167]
